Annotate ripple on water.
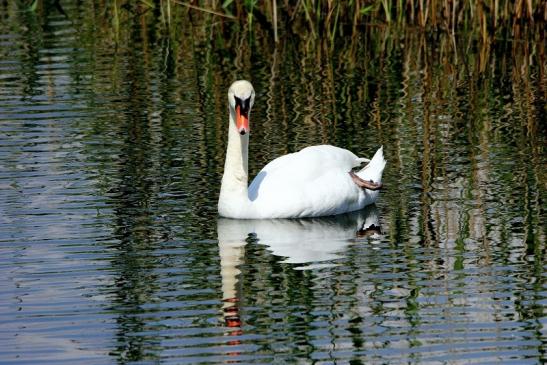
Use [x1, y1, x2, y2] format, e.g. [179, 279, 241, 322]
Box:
[0, 2, 545, 364]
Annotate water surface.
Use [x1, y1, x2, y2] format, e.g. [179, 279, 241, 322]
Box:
[0, 2, 545, 364]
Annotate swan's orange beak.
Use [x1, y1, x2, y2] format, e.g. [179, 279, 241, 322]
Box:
[235, 105, 249, 136]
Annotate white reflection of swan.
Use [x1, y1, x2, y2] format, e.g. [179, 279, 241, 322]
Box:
[218, 203, 380, 303]
[217, 205, 381, 342]
[219, 204, 381, 267]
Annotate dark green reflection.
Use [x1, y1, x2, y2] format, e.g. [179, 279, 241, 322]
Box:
[0, 0, 544, 363]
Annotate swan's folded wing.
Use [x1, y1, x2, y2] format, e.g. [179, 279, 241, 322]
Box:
[247, 145, 365, 217]
[251, 145, 360, 184]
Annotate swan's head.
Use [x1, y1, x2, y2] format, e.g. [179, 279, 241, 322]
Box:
[228, 80, 255, 136]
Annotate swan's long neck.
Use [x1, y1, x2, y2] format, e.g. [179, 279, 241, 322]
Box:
[219, 108, 251, 217]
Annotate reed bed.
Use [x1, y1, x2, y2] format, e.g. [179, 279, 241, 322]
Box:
[21, 0, 547, 44]
[211, 0, 547, 43]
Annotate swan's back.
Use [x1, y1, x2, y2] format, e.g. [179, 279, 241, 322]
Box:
[248, 145, 366, 218]
[251, 145, 361, 186]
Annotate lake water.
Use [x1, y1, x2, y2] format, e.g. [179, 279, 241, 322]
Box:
[0, 2, 545, 364]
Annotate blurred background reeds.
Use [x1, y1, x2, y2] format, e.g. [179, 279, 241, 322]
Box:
[17, 0, 547, 42]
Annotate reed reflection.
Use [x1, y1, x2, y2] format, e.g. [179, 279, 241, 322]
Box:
[1, 1, 544, 362]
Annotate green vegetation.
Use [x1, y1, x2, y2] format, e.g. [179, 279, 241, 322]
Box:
[23, 0, 546, 44]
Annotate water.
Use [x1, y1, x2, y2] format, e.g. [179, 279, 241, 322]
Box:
[1, 2, 545, 364]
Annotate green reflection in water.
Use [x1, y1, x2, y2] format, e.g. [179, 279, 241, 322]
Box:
[0, 0, 544, 363]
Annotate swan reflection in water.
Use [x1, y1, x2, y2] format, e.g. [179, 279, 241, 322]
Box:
[217, 204, 381, 333]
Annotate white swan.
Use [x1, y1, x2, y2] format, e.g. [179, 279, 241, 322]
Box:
[218, 80, 386, 219]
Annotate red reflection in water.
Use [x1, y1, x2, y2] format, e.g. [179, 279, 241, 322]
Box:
[223, 297, 243, 353]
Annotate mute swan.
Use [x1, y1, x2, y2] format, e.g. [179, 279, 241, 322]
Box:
[218, 80, 386, 219]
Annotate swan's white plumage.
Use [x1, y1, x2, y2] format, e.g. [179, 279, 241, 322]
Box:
[218, 80, 386, 219]
[247, 145, 384, 218]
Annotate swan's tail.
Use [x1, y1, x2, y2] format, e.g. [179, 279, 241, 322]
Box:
[356, 146, 386, 184]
